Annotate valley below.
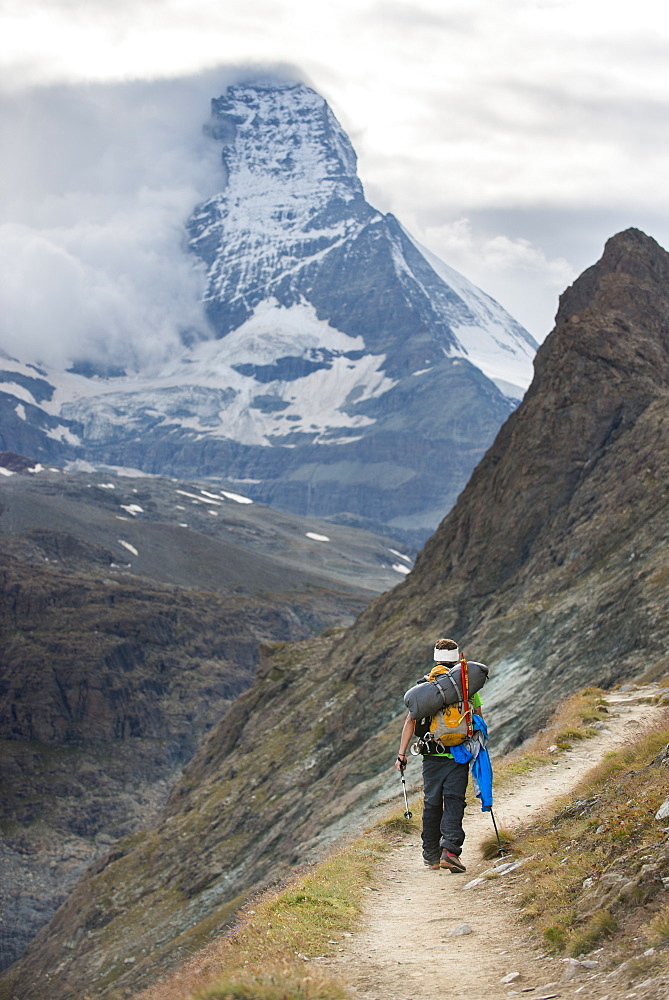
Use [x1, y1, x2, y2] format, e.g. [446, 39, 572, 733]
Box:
[0, 465, 409, 972]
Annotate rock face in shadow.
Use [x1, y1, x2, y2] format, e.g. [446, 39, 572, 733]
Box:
[0, 556, 358, 973]
[2, 229, 669, 1000]
[389, 226, 669, 742]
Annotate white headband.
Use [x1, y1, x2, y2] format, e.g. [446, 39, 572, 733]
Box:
[433, 646, 459, 662]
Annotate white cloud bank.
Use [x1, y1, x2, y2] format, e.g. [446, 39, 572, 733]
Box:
[3, 1, 669, 344]
[0, 73, 237, 371]
[417, 218, 577, 337]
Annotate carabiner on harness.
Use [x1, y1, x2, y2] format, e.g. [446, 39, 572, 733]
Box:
[410, 736, 450, 756]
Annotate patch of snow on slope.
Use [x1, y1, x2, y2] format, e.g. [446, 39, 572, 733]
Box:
[46, 425, 80, 445]
[389, 548, 412, 564]
[448, 319, 535, 402]
[175, 489, 220, 505]
[189, 298, 366, 369]
[2, 383, 37, 407]
[54, 301, 395, 448]
[120, 504, 143, 516]
[219, 490, 253, 504]
[118, 539, 138, 557]
[306, 531, 330, 542]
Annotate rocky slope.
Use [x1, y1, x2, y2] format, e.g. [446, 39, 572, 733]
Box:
[0, 468, 406, 972]
[0, 466, 412, 596]
[0, 81, 537, 544]
[2, 228, 667, 1000]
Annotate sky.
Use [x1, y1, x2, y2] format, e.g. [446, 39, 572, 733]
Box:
[2, 0, 669, 369]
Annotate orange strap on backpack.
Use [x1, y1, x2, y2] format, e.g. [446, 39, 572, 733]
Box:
[460, 653, 474, 737]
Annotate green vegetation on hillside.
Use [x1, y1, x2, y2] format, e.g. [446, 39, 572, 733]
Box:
[493, 685, 610, 785]
[512, 715, 669, 982]
[138, 814, 417, 1000]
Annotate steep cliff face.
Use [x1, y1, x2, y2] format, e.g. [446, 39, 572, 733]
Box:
[3, 229, 667, 1000]
[0, 556, 359, 974]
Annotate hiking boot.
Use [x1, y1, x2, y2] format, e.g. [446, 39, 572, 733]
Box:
[423, 857, 441, 870]
[440, 850, 466, 873]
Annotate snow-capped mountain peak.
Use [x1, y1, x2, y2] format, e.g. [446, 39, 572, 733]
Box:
[209, 81, 362, 198]
[0, 79, 539, 543]
[189, 80, 536, 396]
[189, 82, 375, 338]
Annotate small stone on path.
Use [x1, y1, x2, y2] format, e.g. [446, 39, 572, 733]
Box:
[501, 971, 521, 983]
[447, 923, 473, 936]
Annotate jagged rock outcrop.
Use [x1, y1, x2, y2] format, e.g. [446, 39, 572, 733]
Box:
[3, 229, 668, 999]
[374, 226, 669, 742]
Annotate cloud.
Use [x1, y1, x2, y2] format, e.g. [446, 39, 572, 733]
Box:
[3, 1, 669, 352]
[363, 1, 475, 34]
[0, 70, 255, 371]
[414, 217, 576, 339]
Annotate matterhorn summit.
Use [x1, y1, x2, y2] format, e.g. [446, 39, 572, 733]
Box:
[188, 81, 535, 392]
[0, 79, 537, 542]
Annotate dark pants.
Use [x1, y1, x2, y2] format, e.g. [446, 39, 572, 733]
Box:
[421, 755, 469, 862]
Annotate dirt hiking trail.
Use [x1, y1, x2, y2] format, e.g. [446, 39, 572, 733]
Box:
[320, 686, 668, 1000]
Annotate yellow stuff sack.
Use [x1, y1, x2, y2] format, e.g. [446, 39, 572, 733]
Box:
[429, 702, 471, 746]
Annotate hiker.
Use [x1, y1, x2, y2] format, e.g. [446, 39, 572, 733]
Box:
[395, 638, 485, 873]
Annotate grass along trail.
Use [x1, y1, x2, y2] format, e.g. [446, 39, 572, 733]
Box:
[320, 686, 668, 1000]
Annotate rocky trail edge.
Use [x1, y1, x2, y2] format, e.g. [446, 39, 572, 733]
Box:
[320, 686, 668, 1000]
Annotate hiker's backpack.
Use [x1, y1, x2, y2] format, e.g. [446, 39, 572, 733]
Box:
[405, 658, 488, 753]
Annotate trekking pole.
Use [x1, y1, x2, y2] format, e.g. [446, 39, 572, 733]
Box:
[490, 807, 507, 857]
[399, 764, 412, 819]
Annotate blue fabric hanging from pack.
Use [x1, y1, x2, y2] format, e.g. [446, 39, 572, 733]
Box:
[450, 714, 493, 811]
[450, 743, 473, 764]
[472, 744, 493, 811]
